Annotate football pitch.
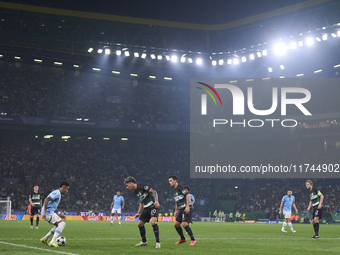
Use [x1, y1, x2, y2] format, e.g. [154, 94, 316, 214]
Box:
[0, 221, 339, 255]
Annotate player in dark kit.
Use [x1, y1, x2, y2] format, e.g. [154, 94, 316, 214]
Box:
[29, 185, 43, 229]
[169, 175, 196, 246]
[306, 180, 324, 239]
[124, 176, 161, 249]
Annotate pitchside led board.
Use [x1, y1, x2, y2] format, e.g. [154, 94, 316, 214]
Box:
[190, 78, 340, 178]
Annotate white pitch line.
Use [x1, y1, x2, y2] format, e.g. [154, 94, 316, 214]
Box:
[0, 241, 79, 255]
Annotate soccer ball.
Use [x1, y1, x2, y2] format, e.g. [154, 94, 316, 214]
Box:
[56, 236, 66, 246]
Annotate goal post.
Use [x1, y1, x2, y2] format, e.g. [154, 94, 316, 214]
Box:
[0, 200, 12, 217]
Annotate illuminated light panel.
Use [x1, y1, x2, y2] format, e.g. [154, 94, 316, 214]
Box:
[256, 52, 262, 58]
[150, 54, 156, 59]
[289, 42, 297, 49]
[149, 76, 156, 79]
[116, 50, 121, 55]
[268, 67, 273, 72]
[165, 55, 170, 61]
[316, 37, 321, 42]
[241, 56, 247, 62]
[88, 48, 93, 53]
[14, 56, 21, 60]
[121, 138, 128, 141]
[314, 69, 322, 74]
[227, 59, 232, 64]
[233, 58, 239, 65]
[246, 79, 254, 82]
[112, 71, 120, 74]
[97, 49, 103, 53]
[296, 73, 304, 77]
[280, 65, 285, 70]
[157, 55, 162, 60]
[34, 59, 42, 63]
[218, 59, 224, 65]
[212, 60, 217, 66]
[134, 52, 139, 57]
[54, 62, 62, 66]
[130, 73, 138, 77]
[124, 51, 130, 57]
[180, 57, 186, 63]
[141, 53, 147, 59]
[164, 77, 172, 81]
[188, 58, 193, 63]
[249, 54, 255, 60]
[103, 138, 110, 140]
[262, 50, 268, 56]
[273, 43, 287, 55]
[298, 41, 304, 47]
[171, 55, 178, 62]
[73, 65, 80, 68]
[196, 58, 202, 65]
[92, 68, 101, 71]
[305, 37, 314, 46]
[322, 34, 327, 41]
[105, 49, 111, 55]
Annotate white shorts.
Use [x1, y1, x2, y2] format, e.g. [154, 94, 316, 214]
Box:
[46, 213, 62, 225]
[283, 211, 291, 219]
[111, 208, 121, 214]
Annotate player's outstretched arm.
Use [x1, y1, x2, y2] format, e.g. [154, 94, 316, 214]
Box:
[150, 188, 159, 208]
[121, 200, 124, 209]
[318, 193, 324, 209]
[110, 201, 114, 210]
[135, 203, 143, 219]
[42, 197, 51, 219]
[307, 200, 312, 211]
[293, 202, 298, 214]
[279, 201, 283, 214]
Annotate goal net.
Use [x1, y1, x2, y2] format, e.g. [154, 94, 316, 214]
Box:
[0, 200, 12, 217]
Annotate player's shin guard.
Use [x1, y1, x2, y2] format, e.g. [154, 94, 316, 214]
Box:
[139, 226, 147, 243]
[44, 226, 57, 240]
[314, 223, 319, 235]
[110, 216, 113, 223]
[152, 224, 160, 243]
[118, 216, 121, 224]
[36, 216, 39, 226]
[175, 226, 185, 240]
[51, 222, 66, 243]
[288, 223, 293, 230]
[184, 225, 195, 241]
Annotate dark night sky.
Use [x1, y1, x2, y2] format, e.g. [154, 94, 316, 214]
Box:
[3, 0, 307, 24]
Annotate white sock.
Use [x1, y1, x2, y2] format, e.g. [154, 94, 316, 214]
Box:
[288, 223, 293, 230]
[44, 226, 56, 240]
[282, 222, 287, 229]
[111, 216, 113, 223]
[118, 216, 121, 224]
[51, 222, 66, 243]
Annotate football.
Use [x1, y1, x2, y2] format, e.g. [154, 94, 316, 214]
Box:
[56, 236, 67, 246]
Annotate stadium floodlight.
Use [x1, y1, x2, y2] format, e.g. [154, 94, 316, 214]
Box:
[279, 76, 285, 78]
[196, 58, 202, 65]
[103, 138, 110, 140]
[334, 64, 340, 68]
[130, 73, 138, 77]
[262, 50, 268, 56]
[141, 53, 147, 59]
[116, 50, 122, 56]
[88, 137, 92, 140]
[92, 68, 100, 71]
[233, 58, 239, 65]
[322, 34, 327, 41]
[289, 42, 297, 49]
[134, 52, 139, 57]
[165, 55, 170, 61]
[149, 75, 156, 79]
[0, 55, 3, 58]
[316, 37, 321, 42]
[305, 37, 314, 46]
[121, 138, 128, 141]
[150, 54, 156, 59]
[298, 41, 304, 47]
[249, 54, 255, 60]
[124, 51, 130, 57]
[97, 49, 103, 54]
[188, 58, 193, 63]
[218, 59, 224, 65]
[246, 79, 254, 82]
[14, 56, 21, 60]
[112, 71, 120, 74]
[73, 65, 80, 68]
[171, 55, 178, 62]
[212, 60, 217, 66]
[180, 57, 186, 63]
[105, 49, 111, 55]
[227, 59, 232, 64]
[331, 33, 337, 38]
[34, 59, 42, 63]
[268, 67, 273, 72]
[280, 65, 285, 70]
[54, 62, 62, 66]
[296, 73, 304, 77]
[76, 118, 82, 121]
[314, 69, 322, 74]
[256, 52, 262, 58]
[337, 31, 340, 37]
[157, 55, 162, 60]
[273, 43, 287, 55]
[164, 77, 172, 81]
[88, 48, 93, 53]
[241, 56, 247, 63]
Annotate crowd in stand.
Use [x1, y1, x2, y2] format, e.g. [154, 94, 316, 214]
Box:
[0, 135, 211, 214]
[0, 61, 189, 124]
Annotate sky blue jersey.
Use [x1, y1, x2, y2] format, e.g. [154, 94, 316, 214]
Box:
[41, 189, 61, 216]
[113, 195, 124, 209]
[282, 195, 295, 212]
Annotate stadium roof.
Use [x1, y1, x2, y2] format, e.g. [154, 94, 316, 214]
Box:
[0, 0, 339, 67]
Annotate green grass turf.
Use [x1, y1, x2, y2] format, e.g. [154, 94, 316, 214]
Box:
[0, 221, 339, 255]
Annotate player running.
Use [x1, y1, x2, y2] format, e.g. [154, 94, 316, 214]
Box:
[29, 185, 42, 229]
[169, 175, 196, 246]
[124, 176, 161, 249]
[279, 189, 298, 233]
[306, 180, 324, 239]
[40, 181, 70, 247]
[110, 191, 124, 226]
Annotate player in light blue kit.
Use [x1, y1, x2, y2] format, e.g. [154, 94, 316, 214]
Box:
[110, 191, 124, 226]
[40, 181, 70, 247]
[184, 186, 195, 230]
[279, 189, 298, 233]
